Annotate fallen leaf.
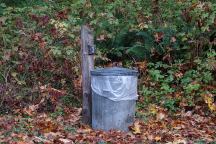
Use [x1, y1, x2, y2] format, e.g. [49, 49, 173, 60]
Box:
[23, 104, 39, 116]
[77, 125, 92, 134]
[147, 134, 154, 141]
[44, 132, 64, 141]
[57, 138, 74, 144]
[156, 112, 166, 120]
[33, 136, 52, 144]
[172, 139, 187, 144]
[149, 104, 158, 114]
[36, 119, 58, 133]
[131, 121, 141, 134]
[202, 93, 216, 112]
[155, 136, 162, 141]
[16, 141, 28, 144]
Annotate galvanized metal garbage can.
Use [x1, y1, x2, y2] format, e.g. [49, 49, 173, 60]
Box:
[91, 67, 138, 131]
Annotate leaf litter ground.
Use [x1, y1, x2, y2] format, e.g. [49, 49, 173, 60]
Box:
[0, 105, 215, 144]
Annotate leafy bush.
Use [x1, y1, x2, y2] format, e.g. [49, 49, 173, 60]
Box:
[138, 51, 215, 112]
[0, 1, 81, 112]
[0, 0, 215, 112]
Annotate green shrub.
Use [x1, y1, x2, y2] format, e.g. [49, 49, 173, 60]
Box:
[138, 54, 215, 111]
[0, 0, 215, 112]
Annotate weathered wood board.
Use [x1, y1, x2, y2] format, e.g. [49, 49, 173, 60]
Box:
[81, 25, 95, 124]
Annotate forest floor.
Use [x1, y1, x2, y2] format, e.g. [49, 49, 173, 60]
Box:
[0, 104, 215, 144]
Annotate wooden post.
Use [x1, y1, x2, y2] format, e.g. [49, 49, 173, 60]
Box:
[81, 25, 95, 124]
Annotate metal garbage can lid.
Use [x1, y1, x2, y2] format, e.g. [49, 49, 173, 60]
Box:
[91, 67, 138, 76]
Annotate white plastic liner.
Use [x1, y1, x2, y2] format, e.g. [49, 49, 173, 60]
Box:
[91, 76, 138, 101]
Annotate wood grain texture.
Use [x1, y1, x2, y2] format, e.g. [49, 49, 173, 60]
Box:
[81, 25, 94, 124]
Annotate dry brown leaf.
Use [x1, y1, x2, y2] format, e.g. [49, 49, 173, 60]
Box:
[77, 125, 92, 134]
[37, 119, 58, 133]
[23, 104, 39, 116]
[57, 138, 74, 144]
[147, 134, 154, 141]
[156, 112, 166, 120]
[44, 132, 64, 141]
[16, 142, 28, 144]
[155, 136, 162, 141]
[135, 61, 147, 73]
[172, 139, 187, 144]
[33, 136, 52, 144]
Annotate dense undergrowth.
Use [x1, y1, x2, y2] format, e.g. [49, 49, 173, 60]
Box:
[0, 0, 216, 114]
